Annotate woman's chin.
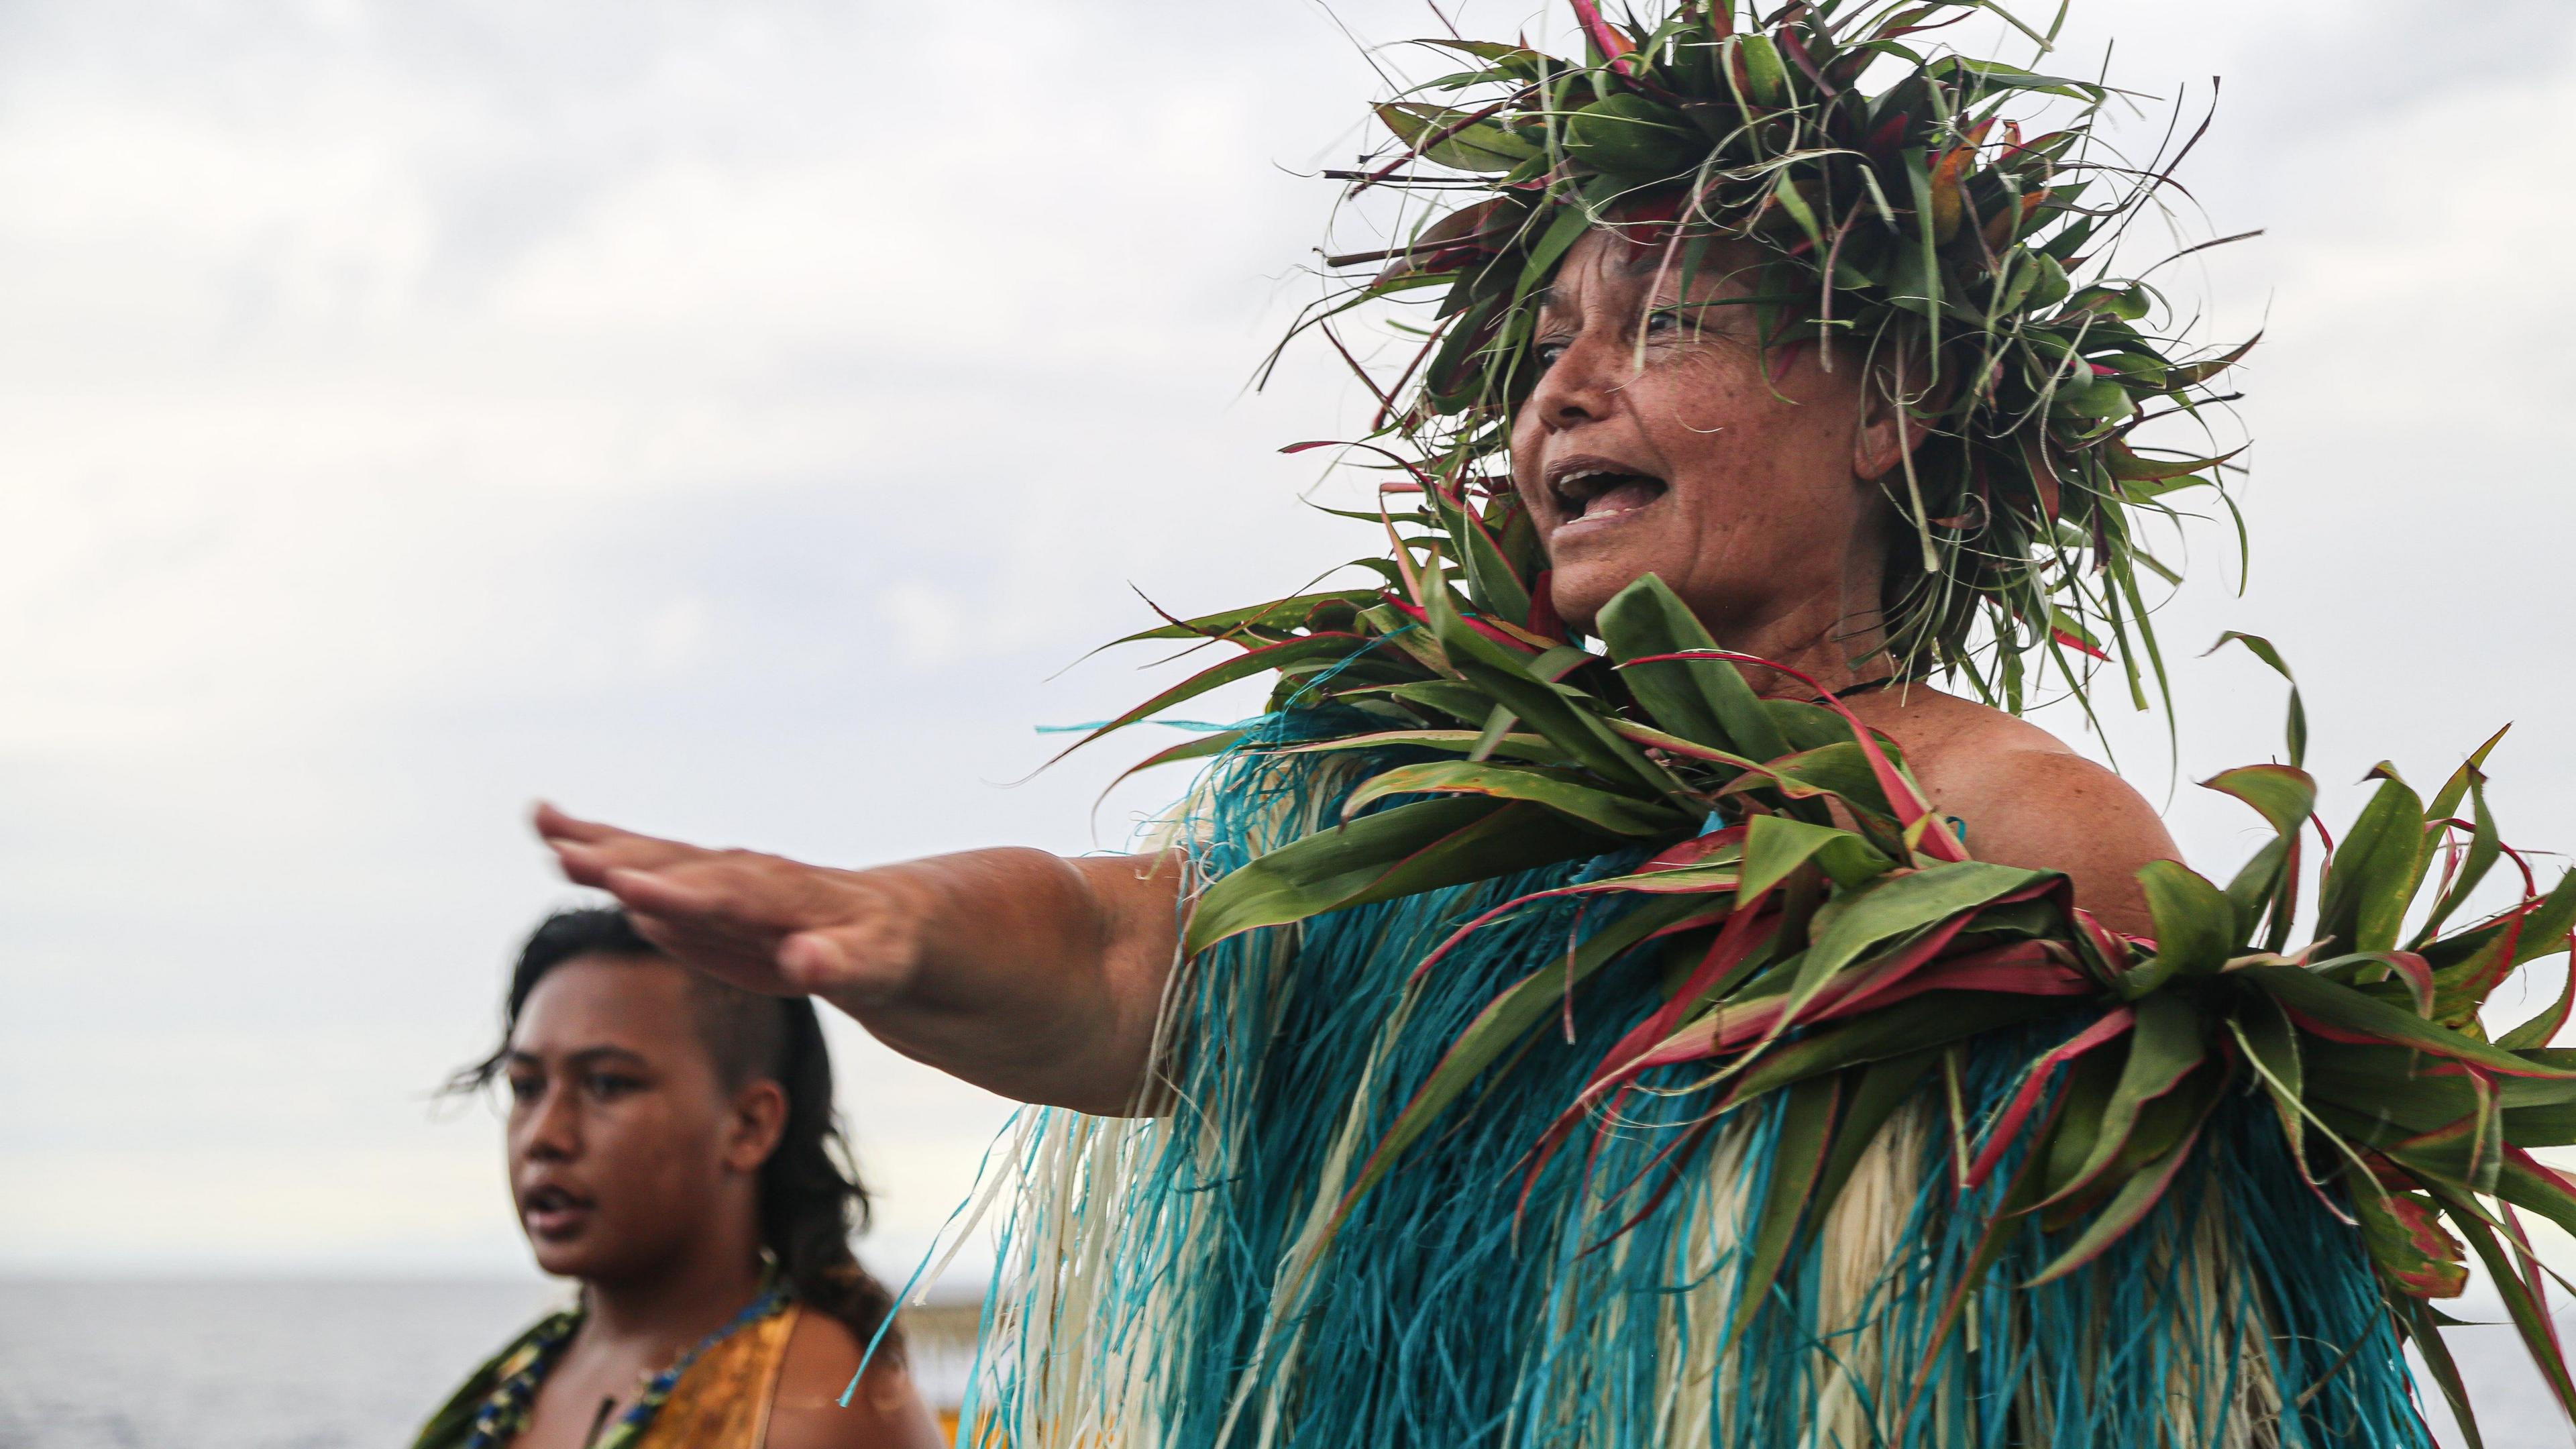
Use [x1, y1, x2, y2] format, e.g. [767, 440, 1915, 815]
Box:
[528, 1239, 602, 1281]
[1544, 560, 1654, 634]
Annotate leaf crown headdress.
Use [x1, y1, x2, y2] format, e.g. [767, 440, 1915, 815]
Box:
[1298, 0, 2250, 716]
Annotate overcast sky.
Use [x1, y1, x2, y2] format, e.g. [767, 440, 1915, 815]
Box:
[4, 0, 2575, 1327]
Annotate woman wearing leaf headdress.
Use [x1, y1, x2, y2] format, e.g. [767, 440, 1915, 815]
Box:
[537, 2, 2576, 1444]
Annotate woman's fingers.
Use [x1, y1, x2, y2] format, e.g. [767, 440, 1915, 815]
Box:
[538, 807, 909, 1000]
[536, 805, 717, 887]
[531, 801, 608, 842]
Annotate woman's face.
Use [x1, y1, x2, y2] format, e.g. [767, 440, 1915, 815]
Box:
[1508, 229, 1896, 639]
[501, 954, 777, 1284]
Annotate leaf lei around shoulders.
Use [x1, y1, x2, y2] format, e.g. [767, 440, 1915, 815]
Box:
[1074, 542, 2576, 1436]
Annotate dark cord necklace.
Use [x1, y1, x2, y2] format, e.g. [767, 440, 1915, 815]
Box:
[1815, 674, 1900, 704]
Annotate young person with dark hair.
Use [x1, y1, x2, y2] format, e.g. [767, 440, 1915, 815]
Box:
[414, 908, 943, 1449]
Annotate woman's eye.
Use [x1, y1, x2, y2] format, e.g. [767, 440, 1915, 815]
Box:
[1532, 340, 1569, 370]
[1644, 309, 1681, 336]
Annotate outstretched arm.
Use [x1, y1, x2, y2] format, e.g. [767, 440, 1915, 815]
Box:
[537, 804, 1183, 1115]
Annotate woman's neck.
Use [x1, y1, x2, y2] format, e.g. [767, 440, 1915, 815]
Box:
[1704, 588, 1892, 700]
[579, 1241, 766, 1360]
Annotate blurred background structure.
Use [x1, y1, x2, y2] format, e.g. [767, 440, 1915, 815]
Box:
[1, 1, 2573, 1444]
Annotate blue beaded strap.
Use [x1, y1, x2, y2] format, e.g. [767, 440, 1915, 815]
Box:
[462, 1283, 792, 1449]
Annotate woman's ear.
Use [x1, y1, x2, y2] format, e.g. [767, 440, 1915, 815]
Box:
[1851, 357, 1941, 482]
[722, 1079, 789, 1174]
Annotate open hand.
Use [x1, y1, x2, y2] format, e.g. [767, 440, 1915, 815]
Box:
[533, 802, 924, 1004]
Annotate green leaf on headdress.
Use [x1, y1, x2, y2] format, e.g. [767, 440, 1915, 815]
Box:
[1375, 101, 1540, 173]
[2316, 773, 2431, 957]
[1340, 760, 1690, 837]
[1561, 93, 1701, 176]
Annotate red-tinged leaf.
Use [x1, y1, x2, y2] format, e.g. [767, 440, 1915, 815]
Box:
[2497, 934, 2576, 1050]
[1729, 864, 2052, 1069]
[1532, 908, 1783, 1171]
[2019, 431, 2063, 521]
[1568, 0, 1635, 68]
[1595, 576, 1789, 761]
[1925, 142, 1972, 243]
[1377, 592, 1539, 657]
[1340, 760, 1690, 837]
[1526, 570, 1568, 642]
[1731, 1074, 1839, 1336]
[1184, 797, 1611, 953]
[1425, 568, 1690, 803]
[2498, 1146, 2576, 1240]
[2399, 1296, 2485, 1449]
[2049, 625, 2108, 661]
[1106, 588, 1384, 647]
[1965, 1006, 2136, 1189]
[2104, 437, 2244, 482]
[2426, 723, 2512, 822]
[1808, 1049, 1943, 1226]
[2434, 1197, 2576, 1421]
[1047, 633, 1377, 768]
[2253, 965, 2576, 1079]
[1866, 108, 1913, 155]
[2036, 991, 2206, 1208]
[2350, 1180, 2469, 1298]
[1628, 914, 1994, 1076]
[2504, 1202, 2567, 1368]
[1404, 861, 1743, 987]
[1721, 741, 1900, 816]
[1301, 891, 1717, 1267]
[2116, 859, 2236, 999]
[2322, 950, 2436, 1018]
[1604, 909, 1771, 1063]
[2163, 331, 2261, 389]
[1737, 814, 1894, 902]
[2382, 1089, 2500, 1193]
[2208, 631, 2307, 768]
[2025, 1103, 2213, 1285]
[2068, 907, 2137, 985]
[1642, 827, 1746, 871]
[1102, 728, 1246, 797]
[2201, 763, 2317, 840]
[2316, 773, 2432, 956]
[1616, 648, 1963, 861]
[1277, 729, 1567, 765]
[1717, 987, 2072, 1110]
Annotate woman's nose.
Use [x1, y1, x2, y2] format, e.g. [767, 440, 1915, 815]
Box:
[517, 1087, 580, 1162]
[1526, 332, 1617, 431]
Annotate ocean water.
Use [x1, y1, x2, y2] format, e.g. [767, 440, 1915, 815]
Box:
[0, 1279, 562, 1448]
[0, 1278, 984, 1449]
[0, 1277, 2562, 1447]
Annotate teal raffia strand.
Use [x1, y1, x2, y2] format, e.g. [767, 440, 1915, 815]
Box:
[957, 714, 2424, 1448]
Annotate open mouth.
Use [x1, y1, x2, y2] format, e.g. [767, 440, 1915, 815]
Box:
[521, 1184, 596, 1240]
[1550, 464, 1668, 527]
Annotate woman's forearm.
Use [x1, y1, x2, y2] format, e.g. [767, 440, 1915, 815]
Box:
[537, 805, 1187, 1114]
[818, 847, 1184, 1114]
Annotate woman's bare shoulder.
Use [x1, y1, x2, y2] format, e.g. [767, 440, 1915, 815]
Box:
[761, 1309, 946, 1449]
[1850, 686, 2176, 936]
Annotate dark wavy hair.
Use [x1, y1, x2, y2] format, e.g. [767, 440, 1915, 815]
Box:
[450, 907, 902, 1360]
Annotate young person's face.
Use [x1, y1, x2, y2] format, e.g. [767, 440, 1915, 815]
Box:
[502, 954, 781, 1283]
